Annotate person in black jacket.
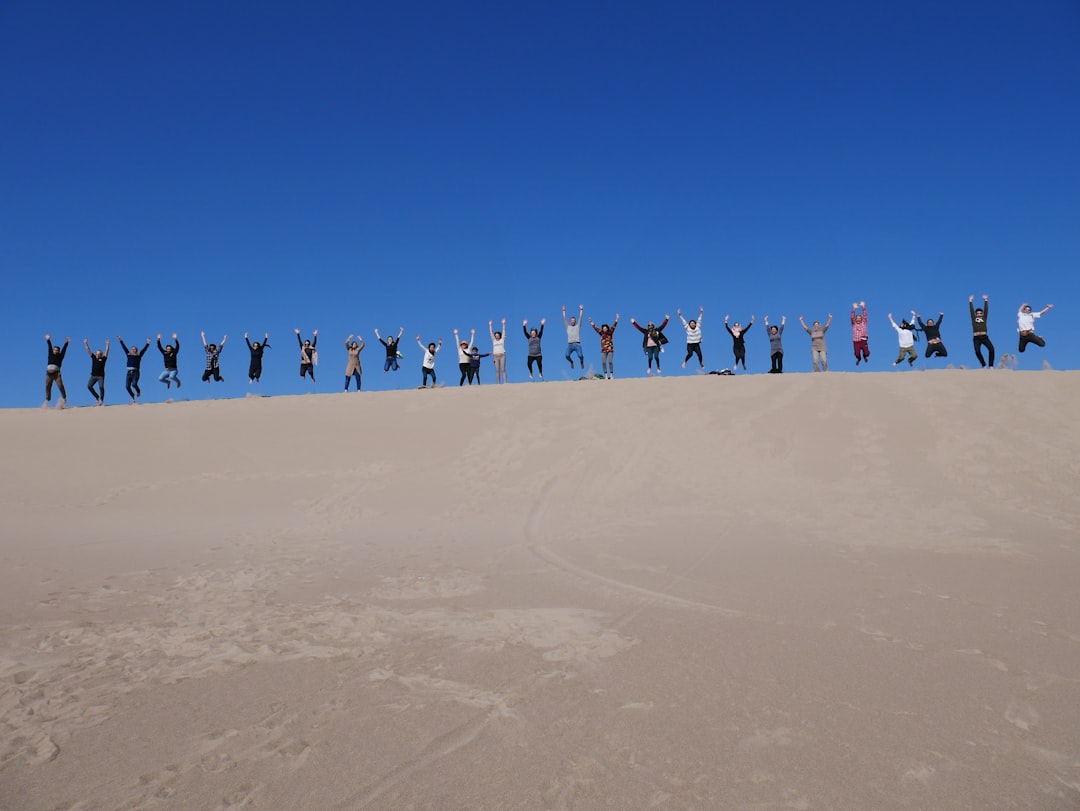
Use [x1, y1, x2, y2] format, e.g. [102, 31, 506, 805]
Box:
[630, 315, 670, 376]
[44, 334, 70, 407]
[84, 338, 110, 405]
[157, 333, 182, 389]
[118, 336, 151, 401]
[969, 295, 994, 368]
[245, 332, 270, 383]
[915, 312, 948, 359]
[724, 315, 754, 371]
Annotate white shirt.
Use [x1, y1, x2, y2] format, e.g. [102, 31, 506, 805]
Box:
[891, 320, 915, 348]
[1017, 309, 1040, 332]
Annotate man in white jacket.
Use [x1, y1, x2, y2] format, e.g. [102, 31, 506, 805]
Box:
[1017, 302, 1054, 354]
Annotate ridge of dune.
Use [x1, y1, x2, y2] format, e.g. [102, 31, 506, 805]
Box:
[2, 370, 1079, 810]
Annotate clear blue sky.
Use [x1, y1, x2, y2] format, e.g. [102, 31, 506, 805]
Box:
[2, 0, 1077, 405]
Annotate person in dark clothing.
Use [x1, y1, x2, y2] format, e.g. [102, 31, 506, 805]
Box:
[764, 315, 786, 373]
[968, 295, 995, 368]
[245, 332, 270, 383]
[1017, 303, 1054, 353]
[915, 312, 948, 359]
[44, 334, 70, 406]
[375, 327, 405, 372]
[200, 331, 227, 382]
[157, 333, 182, 388]
[724, 315, 754, 371]
[467, 346, 491, 384]
[118, 336, 151, 401]
[630, 315, 670, 375]
[295, 329, 318, 381]
[523, 318, 546, 380]
[84, 338, 110, 405]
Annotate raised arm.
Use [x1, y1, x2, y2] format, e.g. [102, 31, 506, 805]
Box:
[798, 316, 809, 333]
[295, 329, 302, 348]
[201, 331, 207, 347]
[824, 313, 833, 330]
[1040, 304, 1054, 316]
[562, 305, 568, 327]
[83, 338, 93, 357]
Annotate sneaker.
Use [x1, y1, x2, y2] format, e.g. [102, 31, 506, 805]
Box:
[176, 379, 182, 388]
[682, 362, 686, 368]
[656, 369, 662, 375]
[165, 380, 171, 388]
[647, 369, 652, 376]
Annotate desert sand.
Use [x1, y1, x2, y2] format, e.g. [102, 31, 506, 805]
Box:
[2, 370, 1079, 810]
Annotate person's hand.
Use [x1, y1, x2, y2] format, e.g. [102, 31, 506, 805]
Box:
[523, 319, 528, 325]
[982, 295, 987, 300]
[853, 302, 859, 309]
[828, 313, 833, 318]
[1047, 303, 1055, 309]
[540, 317, 546, 324]
[677, 308, 682, 316]
[201, 330, 206, 336]
[157, 333, 162, 339]
[724, 315, 729, 321]
[860, 301, 865, 307]
[415, 334, 420, 340]
[488, 320, 492, 326]
[664, 313, 670, 319]
[969, 295, 974, 302]
[888, 313, 893, 319]
[172, 333, 178, 339]
[615, 313, 620, 319]
[313, 329, 319, 335]
[244, 332, 249, 338]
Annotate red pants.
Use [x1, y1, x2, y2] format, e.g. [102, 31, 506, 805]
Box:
[853, 339, 869, 361]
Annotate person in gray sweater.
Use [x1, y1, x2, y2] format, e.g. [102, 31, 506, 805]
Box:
[523, 318, 546, 381]
[764, 316, 786, 373]
[563, 304, 585, 369]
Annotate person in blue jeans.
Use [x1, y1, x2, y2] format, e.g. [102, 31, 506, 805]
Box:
[375, 327, 404, 372]
[118, 335, 151, 401]
[630, 315, 670, 375]
[157, 333, 182, 389]
[563, 304, 585, 369]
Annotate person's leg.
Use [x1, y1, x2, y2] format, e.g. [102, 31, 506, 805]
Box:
[565, 344, 574, 367]
[573, 343, 583, 367]
[527, 356, 535, 379]
[536, 356, 544, 379]
[392, 357, 399, 371]
[87, 377, 99, 401]
[56, 373, 67, 400]
[973, 338, 986, 367]
[984, 337, 995, 367]
[126, 370, 136, 399]
[684, 344, 693, 366]
[811, 350, 820, 372]
[459, 363, 468, 386]
[822, 351, 828, 371]
[692, 343, 703, 366]
[475, 367, 481, 385]
[907, 347, 917, 365]
[202, 369, 211, 382]
[777, 352, 784, 373]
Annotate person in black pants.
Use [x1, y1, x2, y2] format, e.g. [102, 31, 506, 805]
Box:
[201, 331, 227, 382]
[968, 295, 994, 368]
[245, 332, 269, 383]
[915, 312, 948, 359]
[724, 315, 754, 371]
[44, 334, 70, 406]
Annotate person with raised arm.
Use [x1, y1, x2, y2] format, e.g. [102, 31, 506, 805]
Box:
[295, 329, 318, 382]
[631, 314, 669, 376]
[889, 312, 919, 367]
[43, 334, 70, 407]
[417, 335, 443, 387]
[588, 313, 619, 379]
[157, 333, 181, 389]
[523, 318, 546, 381]
[563, 304, 585, 370]
[467, 346, 492, 384]
[764, 315, 786, 373]
[117, 335, 151, 402]
[851, 301, 869, 365]
[678, 307, 705, 370]
[724, 314, 754, 372]
[968, 296, 994, 368]
[489, 318, 508, 383]
[453, 328, 477, 386]
[1017, 302, 1054, 353]
[245, 332, 270, 384]
[375, 326, 404, 373]
[343, 334, 364, 391]
[915, 311, 948, 360]
[200, 331, 227, 382]
[798, 313, 833, 372]
[84, 337, 110, 405]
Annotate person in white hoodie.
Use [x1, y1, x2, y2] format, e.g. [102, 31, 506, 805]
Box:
[453, 328, 475, 386]
[888, 311, 918, 367]
[489, 318, 507, 383]
[1016, 302, 1054, 353]
[679, 307, 705, 369]
[416, 336, 442, 387]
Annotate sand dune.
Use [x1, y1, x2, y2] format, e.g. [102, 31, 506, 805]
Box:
[2, 371, 1079, 810]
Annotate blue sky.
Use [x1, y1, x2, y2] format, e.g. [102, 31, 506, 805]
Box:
[2, 0, 1077, 405]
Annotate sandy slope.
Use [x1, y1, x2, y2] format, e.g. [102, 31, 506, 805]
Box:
[2, 371, 1079, 810]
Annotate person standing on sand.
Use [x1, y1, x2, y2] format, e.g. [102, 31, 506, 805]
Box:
[968, 296, 994, 368]
[295, 329, 318, 382]
[344, 334, 364, 391]
[417, 336, 442, 387]
[44, 335, 70, 407]
[724, 315, 754, 371]
[588, 313, 619, 379]
[631, 314, 669, 375]
[453, 328, 476, 386]
[851, 302, 870, 365]
[157, 333, 181, 389]
[799, 313, 833, 372]
[889, 312, 919, 367]
[467, 346, 491, 384]
[764, 316, 786, 373]
[117, 336, 151, 401]
[200, 331, 227, 382]
[915, 311, 948, 360]
[679, 307, 705, 369]
[375, 327, 404, 373]
[563, 305, 585, 369]
[84, 338, 109, 405]
[489, 319, 508, 383]
[523, 318, 546, 381]
[1017, 302, 1054, 353]
[245, 333, 270, 384]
